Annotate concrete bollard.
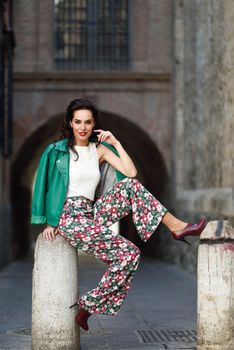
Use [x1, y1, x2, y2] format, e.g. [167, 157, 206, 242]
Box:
[32, 233, 80, 350]
[197, 220, 234, 350]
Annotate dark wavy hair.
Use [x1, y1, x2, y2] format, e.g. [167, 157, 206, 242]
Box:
[55, 98, 101, 160]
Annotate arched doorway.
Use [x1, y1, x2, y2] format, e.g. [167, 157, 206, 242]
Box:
[11, 111, 169, 258]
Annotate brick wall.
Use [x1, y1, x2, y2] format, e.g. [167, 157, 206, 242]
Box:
[14, 0, 171, 73]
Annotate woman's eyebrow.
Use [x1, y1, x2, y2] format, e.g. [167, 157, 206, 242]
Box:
[74, 118, 93, 122]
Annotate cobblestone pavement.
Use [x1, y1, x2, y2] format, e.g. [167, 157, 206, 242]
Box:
[0, 250, 197, 350]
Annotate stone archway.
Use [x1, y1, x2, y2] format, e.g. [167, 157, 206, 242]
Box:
[11, 111, 169, 258]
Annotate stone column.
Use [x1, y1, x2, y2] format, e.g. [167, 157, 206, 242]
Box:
[197, 221, 234, 350]
[32, 233, 80, 350]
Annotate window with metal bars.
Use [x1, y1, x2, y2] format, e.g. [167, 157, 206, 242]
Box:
[54, 0, 129, 70]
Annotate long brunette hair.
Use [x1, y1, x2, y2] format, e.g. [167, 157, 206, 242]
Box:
[55, 98, 101, 159]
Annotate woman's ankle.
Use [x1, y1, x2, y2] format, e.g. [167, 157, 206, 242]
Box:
[162, 212, 188, 232]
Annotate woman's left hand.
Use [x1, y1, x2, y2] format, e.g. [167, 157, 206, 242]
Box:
[94, 129, 119, 146]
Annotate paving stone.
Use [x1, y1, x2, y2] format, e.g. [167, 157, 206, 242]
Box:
[0, 253, 197, 350]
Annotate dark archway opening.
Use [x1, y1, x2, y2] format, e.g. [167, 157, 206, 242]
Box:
[11, 111, 170, 259]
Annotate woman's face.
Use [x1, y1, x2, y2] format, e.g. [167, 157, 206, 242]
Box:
[70, 109, 95, 144]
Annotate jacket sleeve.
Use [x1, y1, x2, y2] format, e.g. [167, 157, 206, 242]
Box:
[31, 144, 54, 225]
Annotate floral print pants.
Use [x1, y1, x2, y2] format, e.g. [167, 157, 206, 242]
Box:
[58, 177, 168, 316]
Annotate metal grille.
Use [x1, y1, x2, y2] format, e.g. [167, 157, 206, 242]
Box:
[7, 329, 31, 336]
[135, 329, 197, 344]
[54, 0, 129, 70]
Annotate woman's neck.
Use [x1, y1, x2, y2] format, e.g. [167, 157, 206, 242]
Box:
[74, 140, 89, 147]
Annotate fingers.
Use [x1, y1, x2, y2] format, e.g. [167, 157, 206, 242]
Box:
[94, 129, 104, 142]
[94, 129, 111, 142]
[99, 132, 108, 142]
[54, 228, 59, 235]
[42, 227, 56, 241]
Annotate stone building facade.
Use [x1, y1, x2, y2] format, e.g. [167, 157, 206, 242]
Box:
[1, 0, 233, 272]
[159, 0, 234, 270]
[8, 0, 173, 268]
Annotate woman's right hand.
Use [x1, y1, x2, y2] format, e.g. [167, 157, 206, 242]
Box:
[42, 225, 58, 241]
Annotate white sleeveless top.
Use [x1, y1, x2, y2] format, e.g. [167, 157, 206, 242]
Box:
[67, 142, 101, 201]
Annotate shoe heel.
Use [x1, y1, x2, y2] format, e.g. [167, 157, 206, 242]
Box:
[179, 237, 191, 245]
[69, 302, 78, 309]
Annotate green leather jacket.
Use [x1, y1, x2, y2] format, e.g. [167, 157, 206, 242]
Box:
[31, 138, 126, 227]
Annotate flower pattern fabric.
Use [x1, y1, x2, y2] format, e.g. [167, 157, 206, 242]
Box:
[58, 177, 167, 315]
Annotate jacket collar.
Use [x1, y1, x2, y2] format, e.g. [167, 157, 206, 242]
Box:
[54, 138, 68, 152]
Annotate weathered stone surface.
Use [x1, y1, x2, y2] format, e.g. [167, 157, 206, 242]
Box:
[32, 234, 80, 350]
[170, 0, 234, 272]
[173, 0, 234, 201]
[177, 188, 234, 218]
[200, 220, 234, 241]
[197, 220, 234, 350]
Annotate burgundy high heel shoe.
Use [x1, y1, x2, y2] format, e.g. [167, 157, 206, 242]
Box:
[171, 218, 207, 245]
[70, 303, 91, 331]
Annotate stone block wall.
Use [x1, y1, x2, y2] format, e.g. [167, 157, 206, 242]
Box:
[158, 0, 234, 272]
[155, 0, 234, 272]
[173, 0, 234, 211]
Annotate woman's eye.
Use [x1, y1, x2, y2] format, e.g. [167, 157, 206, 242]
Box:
[74, 120, 92, 124]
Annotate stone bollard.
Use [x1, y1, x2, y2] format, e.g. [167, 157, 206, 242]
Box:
[32, 233, 80, 350]
[197, 220, 234, 350]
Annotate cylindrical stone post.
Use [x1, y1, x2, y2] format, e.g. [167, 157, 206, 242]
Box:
[32, 233, 80, 350]
[197, 220, 234, 350]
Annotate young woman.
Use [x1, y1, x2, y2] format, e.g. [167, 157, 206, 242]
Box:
[31, 98, 206, 331]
